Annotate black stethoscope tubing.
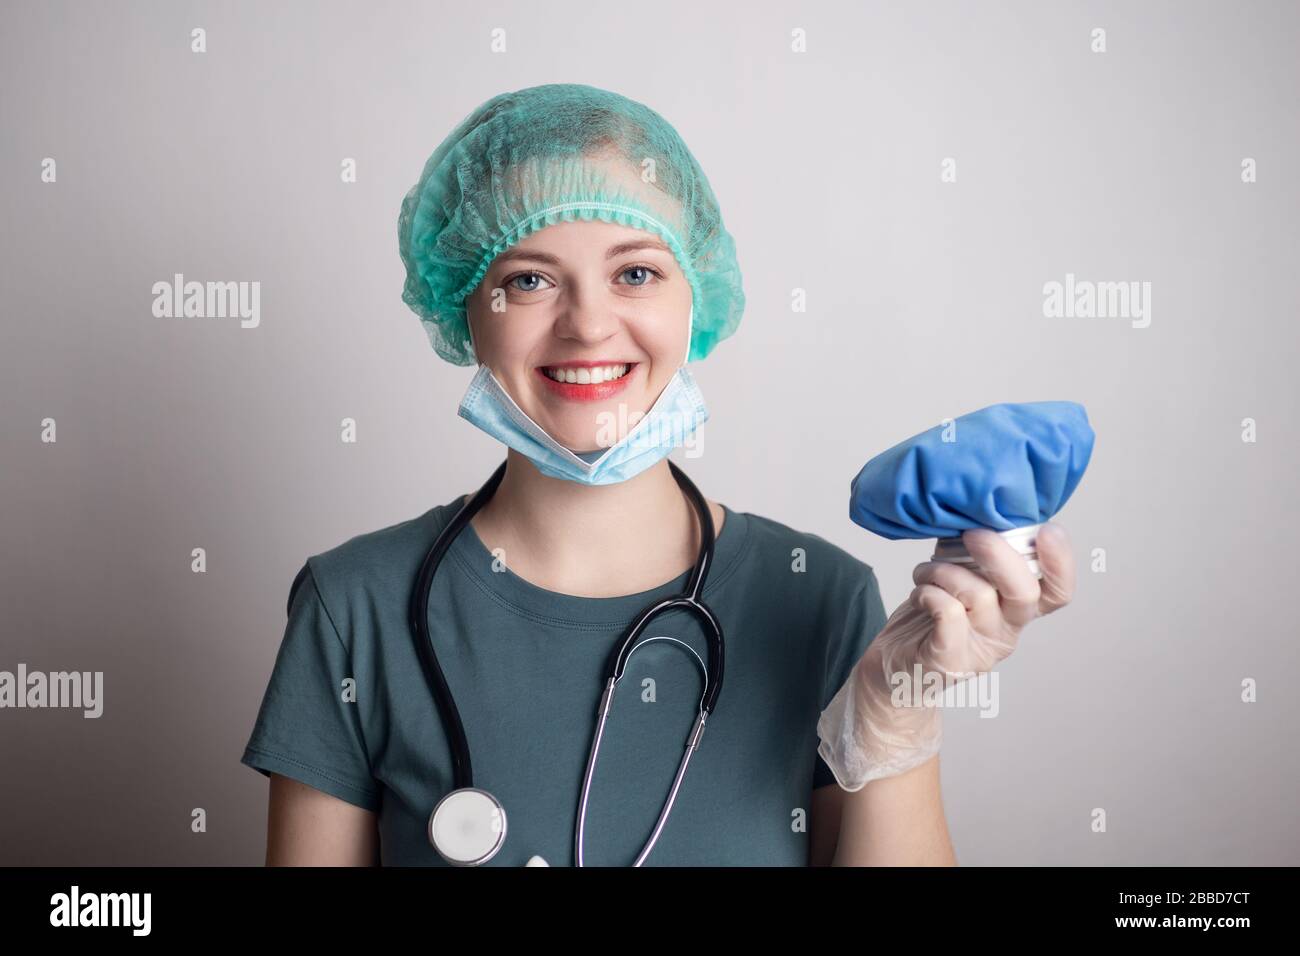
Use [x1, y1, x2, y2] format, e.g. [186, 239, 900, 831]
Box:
[408, 457, 725, 806]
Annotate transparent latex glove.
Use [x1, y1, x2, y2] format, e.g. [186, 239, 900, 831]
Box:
[816, 522, 1076, 791]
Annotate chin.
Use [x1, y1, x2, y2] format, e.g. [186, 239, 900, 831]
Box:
[533, 422, 600, 453]
[554, 405, 649, 446]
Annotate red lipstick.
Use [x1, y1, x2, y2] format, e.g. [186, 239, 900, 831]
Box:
[535, 361, 638, 402]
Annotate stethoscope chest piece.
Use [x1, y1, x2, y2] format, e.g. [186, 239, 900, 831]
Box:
[414, 459, 723, 867]
[429, 787, 507, 866]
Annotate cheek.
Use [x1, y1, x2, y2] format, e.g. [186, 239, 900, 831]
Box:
[633, 307, 692, 366]
[472, 303, 536, 362]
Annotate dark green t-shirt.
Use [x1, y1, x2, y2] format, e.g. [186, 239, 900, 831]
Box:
[241, 493, 887, 866]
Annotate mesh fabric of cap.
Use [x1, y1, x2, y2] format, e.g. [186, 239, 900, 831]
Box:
[397, 82, 746, 366]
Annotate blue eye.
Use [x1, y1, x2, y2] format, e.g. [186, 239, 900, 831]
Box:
[509, 272, 548, 292]
[620, 265, 661, 286]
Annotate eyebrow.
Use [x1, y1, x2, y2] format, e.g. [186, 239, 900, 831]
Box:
[492, 238, 673, 268]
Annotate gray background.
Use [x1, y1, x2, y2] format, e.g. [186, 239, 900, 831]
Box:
[2, 0, 1296, 865]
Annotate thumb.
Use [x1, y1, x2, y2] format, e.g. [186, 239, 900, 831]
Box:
[1035, 522, 1075, 615]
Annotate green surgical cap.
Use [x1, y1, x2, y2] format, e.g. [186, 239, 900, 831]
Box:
[397, 83, 745, 366]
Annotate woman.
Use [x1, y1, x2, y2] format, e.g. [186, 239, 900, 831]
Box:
[240, 83, 1074, 866]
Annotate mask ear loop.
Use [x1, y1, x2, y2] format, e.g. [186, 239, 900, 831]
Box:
[682, 302, 693, 368]
[465, 306, 479, 366]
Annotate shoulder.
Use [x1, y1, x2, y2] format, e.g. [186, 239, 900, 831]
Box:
[291, 499, 461, 630]
[733, 507, 880, 601]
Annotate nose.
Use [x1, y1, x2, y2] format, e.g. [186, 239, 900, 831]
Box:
[552, 284, 618, 347]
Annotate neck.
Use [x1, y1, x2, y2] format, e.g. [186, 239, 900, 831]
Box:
[467, 450, 722, 598]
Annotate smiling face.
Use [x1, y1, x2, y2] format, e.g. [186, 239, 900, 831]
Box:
[464, 219, 693, 454]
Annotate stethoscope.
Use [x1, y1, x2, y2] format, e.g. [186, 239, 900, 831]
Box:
[408, 458, 725, 866]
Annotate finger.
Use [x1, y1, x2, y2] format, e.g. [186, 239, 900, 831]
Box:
[960, 528, 1041, 629]
[913, 559, 1002, 630]
[1033, 522, 1075, 615]
[911, 583, 974, 675]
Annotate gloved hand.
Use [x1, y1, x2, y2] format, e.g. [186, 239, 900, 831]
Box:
[816, 522, 1076, 791]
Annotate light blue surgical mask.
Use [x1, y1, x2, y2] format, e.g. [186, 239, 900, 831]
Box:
[457, 307, 707, 485]
[458, 364, 708, 485]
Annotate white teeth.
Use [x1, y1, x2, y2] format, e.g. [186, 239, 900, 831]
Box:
[544, 363, 629, 384]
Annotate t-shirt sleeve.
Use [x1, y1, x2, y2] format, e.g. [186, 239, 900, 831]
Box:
[240, 561, 382, 812]
[812, 567, 889, 789]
